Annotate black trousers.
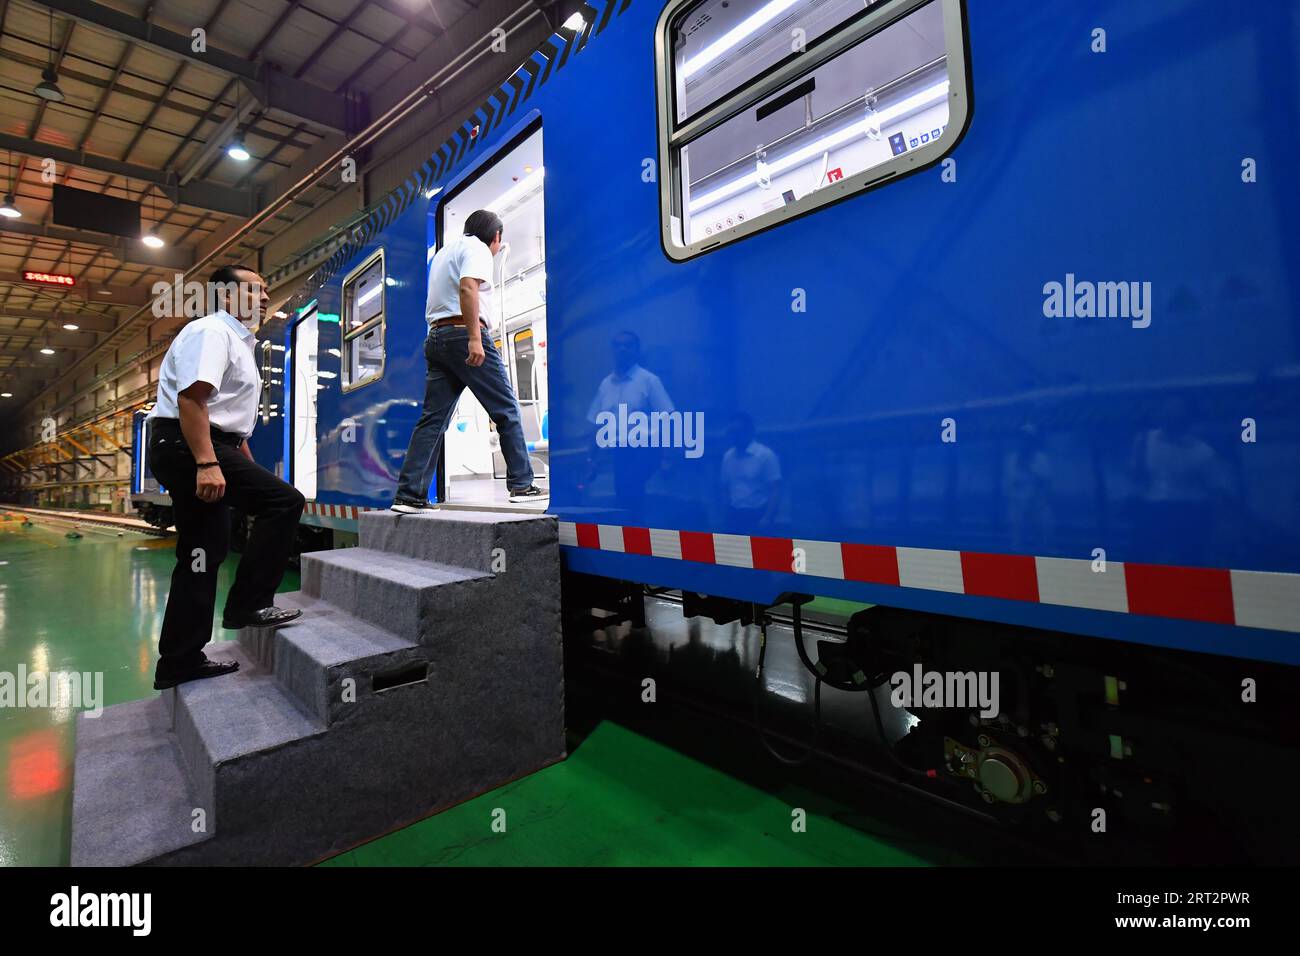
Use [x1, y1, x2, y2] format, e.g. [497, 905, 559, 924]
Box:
[148, 418, 305, 678]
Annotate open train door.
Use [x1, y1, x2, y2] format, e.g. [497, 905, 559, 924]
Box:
[432, 120, 548, 510]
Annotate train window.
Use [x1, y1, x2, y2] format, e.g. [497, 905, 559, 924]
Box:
[341, 250, 386, 391]
[513, 328, 535, 402]
[655, 0, 969, 260]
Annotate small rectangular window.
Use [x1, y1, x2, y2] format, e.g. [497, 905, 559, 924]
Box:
[259, 340, 274, 425]
[655, 0, 970, 260]
[341, 250, 386, 391]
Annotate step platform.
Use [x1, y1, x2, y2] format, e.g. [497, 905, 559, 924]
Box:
[70, 509, 564, 866]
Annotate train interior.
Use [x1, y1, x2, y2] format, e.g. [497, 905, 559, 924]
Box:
[672, 0, 952, 245]
[433, 126, 549, 512]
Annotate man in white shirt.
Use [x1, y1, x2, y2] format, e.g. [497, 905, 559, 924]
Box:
[583, 330, 675, 509]
[719, 413, 782, 529]
[391, 209, 546, 511]
[585, 330, 675, 424]
[146, 265, 305, 689]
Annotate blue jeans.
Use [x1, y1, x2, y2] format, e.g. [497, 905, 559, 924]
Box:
[395, 324, 535, 500]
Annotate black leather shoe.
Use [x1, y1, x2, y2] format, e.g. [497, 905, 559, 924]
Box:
[154, 658, 239, 690]
[221, 606, 303, 630]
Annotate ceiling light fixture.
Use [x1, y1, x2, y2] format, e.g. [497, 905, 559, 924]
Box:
[227, 85, 250, 161]
[62, 323, 79, 330]
[141, 188, 165, 247]
[33, 12, 66, 102]
[1, 149, 20, 218]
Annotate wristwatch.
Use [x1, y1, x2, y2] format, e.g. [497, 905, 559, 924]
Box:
[196, 461, 220, 469]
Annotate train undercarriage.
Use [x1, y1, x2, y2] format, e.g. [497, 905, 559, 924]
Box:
[563, 573, 1300, 864]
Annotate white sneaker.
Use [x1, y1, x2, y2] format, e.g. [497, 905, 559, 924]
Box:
[390, 497, 434, 514]
[508, 484, 549, 503]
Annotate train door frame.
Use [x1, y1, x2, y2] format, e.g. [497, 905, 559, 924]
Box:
[289, 305, 320, 500]
[430, 113, 547, 507]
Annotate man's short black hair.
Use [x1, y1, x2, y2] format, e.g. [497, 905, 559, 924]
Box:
[209, 264, 256, 286]
[463, 209, 503, 246]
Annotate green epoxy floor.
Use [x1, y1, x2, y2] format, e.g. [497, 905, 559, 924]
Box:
[0, 512, 937, 867]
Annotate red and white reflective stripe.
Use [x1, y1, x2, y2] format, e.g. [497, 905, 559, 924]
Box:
[304, 502, 376, 520]
[557, 522, 1300, 634]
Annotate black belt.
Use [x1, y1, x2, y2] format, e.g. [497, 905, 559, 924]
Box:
[150, 416, 244, 447]
[432, 317, 488, 330]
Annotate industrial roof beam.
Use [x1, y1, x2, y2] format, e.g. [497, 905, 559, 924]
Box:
[176, 89, 261, 187]
[0, 310, 118, 332]
[0, 274, 150, 306]
[0, 328, 100, 349]
[0, 218, 194, 270]
[31, 0, 356, 133]
[0, 132, 255, 217]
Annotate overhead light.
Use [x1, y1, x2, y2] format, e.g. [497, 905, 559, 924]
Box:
[227, 136, 251, 162]
[274, 310, 287, 318]
[61, 323, 79, 330]
[681, 0, 801, 79]
[142, 230, 165, 249]
[563, 13, 586, 30]
[0, 195, 20, 218]
[34, 12, 66, 102]
[96, 289, 112, 296]
[34, 67, 66, 102]
[0, 392, 12, 399]
[39, 347, 56, 355]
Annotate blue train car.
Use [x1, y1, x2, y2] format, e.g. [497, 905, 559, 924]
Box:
[129, 0, 1300, 858]
[247, 0, 1299, 663]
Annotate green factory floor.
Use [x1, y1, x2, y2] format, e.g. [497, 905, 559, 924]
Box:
[0, 511, 945, 867]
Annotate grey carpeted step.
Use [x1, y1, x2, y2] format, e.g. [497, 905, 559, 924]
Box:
[360, 509, 558, 573]
[300, 547, 506, 643]
[71, 510, 565, 865]
[168, 641, 327, 826]
[71, 696, 213, 866]
[237, 591, 429, 726]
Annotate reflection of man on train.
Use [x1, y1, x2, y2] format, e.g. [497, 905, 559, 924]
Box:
[1130, 397, 1232, 547]
[391, 209, 548, 511]
[718, 413, 781, 529]
[584, 330, 675, 510]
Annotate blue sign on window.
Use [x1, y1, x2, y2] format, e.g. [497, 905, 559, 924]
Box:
[889, 132, 908, 155]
